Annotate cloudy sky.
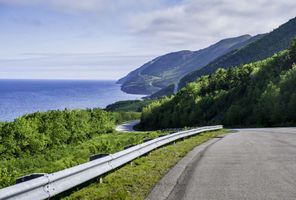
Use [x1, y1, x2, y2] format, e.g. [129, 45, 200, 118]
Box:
[0, 0, 295, 80]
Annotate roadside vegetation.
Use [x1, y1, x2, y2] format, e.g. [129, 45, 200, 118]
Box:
[62, 129, 227, 200]
[140, 39, 296, 130]
[0, 109, 141, 188]
[0, 109, 140, 158]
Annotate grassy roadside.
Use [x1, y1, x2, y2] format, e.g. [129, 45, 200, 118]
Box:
[62, 129, 228, 200]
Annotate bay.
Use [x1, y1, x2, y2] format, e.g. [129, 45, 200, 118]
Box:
[0, 79, 144, 121]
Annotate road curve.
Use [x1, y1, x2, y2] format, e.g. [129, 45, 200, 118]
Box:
[115, 120, 140, 132]
[148, 128, 296, 200]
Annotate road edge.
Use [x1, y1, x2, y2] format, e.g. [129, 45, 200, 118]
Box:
[146, 135, 227, 200]
[115, 120, 140, 132]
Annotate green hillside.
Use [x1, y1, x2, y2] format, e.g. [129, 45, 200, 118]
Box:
[149, 84, 175, 99]
[105, 100, 152, 112]
[179, 17, 296, 89]
[139, 39, 296, 130]
[118, 35, 257, 94]
[0, 109, 141, 188]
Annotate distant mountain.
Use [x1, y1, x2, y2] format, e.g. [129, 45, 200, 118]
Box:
[139, 39, 296, 130]
[118, 34, 260, 95]
[179, 17, 296, 89]
[148, 84, 175, 99]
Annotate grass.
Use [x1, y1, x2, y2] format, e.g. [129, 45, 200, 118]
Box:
[62, 129, 228, 200]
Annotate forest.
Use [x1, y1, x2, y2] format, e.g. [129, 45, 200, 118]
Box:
[0, 109, 140, 158]
[105, 99, 152, 112]
[139, 39, 296, 130]
[0, 109, 146, 188]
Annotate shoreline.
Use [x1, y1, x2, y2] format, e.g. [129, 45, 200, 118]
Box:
[0, 80, 144, 122]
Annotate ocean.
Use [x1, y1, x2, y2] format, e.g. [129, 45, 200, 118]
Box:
[0, 79, 144, 122]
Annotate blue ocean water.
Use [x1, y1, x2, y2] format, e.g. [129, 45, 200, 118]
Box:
[0, 80, 144, 122]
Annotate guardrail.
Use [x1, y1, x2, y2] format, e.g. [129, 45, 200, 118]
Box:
[0, 125, 223, 200]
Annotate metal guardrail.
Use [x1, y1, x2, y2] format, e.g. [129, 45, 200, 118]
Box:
[0, 125, 223, 200]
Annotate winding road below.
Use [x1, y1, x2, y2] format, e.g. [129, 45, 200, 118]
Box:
[147, 128, 296, 200]
[115, 120, 140, 132]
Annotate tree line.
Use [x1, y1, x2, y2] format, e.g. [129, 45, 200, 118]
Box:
[139, 39, 296, 130]
[0, 109, 140, 158]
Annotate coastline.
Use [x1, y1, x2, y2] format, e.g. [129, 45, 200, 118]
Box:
[0, 79, 144, 122]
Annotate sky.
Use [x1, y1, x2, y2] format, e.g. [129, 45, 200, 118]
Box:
[0, 0, 296, 80]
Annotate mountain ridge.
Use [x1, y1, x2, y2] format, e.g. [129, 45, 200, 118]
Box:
[147, 34, 267, 99]
[139, 39, 296, 130]
[118, 34, 256, 95]
[179, 17, 296, 89]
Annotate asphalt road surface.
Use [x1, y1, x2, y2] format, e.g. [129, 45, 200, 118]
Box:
[115, 120, 140, 132]
[150, 128, 296, 200]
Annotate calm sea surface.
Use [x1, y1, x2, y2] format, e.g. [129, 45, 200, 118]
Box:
[0, 80, 144, 122]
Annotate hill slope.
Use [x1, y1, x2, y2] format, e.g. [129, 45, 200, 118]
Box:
[179, 17, 296, 89]
[139, 39, 296, 130]
[118, 35, 258, 95]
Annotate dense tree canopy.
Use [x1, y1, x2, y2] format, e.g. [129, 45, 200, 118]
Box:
[105, 100, 152, 112]
[140, 39, 296, 130]
[0, 109, 140, 158]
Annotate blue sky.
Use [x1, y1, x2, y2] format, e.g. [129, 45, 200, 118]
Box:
[0, 0, 296, 80]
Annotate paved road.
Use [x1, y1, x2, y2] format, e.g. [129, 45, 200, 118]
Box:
[150, 128, 296, 200]
[115, 120, 140, 132]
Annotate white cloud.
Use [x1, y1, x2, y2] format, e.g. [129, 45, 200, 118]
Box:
[0, 0, 165, 13]
[127, 0, 296, 49]
[0, 0, 296, 80]
[2, 0, 295, 50]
